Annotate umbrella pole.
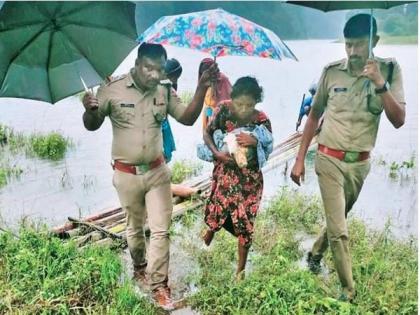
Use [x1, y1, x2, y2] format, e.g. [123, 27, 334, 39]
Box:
[212, 54, 217, 105]
[369, 8, 373, 58]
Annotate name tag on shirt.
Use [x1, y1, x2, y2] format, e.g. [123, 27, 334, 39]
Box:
[120, 103, 134, 108]
[334, 87, 347, 93]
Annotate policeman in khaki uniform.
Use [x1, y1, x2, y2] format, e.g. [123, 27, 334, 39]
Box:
[291, 14, 405, 302]
[82, 43, 218, 310]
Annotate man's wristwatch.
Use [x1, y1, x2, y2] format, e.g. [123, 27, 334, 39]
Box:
[375, 81, 390, 94]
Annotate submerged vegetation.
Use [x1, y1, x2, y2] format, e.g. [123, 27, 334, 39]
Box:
[375, 153, 416, 179]
[0, 124, 73, 188]
[170, 159, 203, 184]
[0, 123, 72, 161]
[0, 161, 23, 188]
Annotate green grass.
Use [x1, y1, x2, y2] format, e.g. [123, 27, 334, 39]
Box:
[28, 132, 72, 161]
[179, 90, 194, 105]
[183, 188, 417, 315]
[0, 162, 23, 188]
[0, 124, 72, 161]
[0, 189, 416, 314]
[0, 224, 159, 314]
[170, 159, 203, 184]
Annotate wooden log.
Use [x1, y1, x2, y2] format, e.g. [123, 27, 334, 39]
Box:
[66, 227, 82, 238]
[104, 218, 126, 230]
[108, 223, 127, 234]
[74, 231, 103, 247]
[68, 217, 123, 240]
[91, 238, 115, 247]
[52, 207, 122, 235]
[90, 211, 125, 227]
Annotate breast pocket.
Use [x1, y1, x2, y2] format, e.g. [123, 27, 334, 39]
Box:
[152, 95, 168, 124]
[113, 102, 136, 123]
[328, 87, 349, 113]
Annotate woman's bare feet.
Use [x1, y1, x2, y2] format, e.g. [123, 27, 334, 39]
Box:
[235, 270, 245, 282]
[202, 229, 215, 246]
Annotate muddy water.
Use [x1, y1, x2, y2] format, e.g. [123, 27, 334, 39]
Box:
[0, 40, 417, 239]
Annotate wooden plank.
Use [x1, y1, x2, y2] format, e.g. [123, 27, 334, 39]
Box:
[68, 217, 123, 240]
[52, 207, 122, 235]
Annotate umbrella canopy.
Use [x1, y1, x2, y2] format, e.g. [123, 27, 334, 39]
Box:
[287, 1, 416, 57]
[287, 1, 416, 12]
[138, 8, 298, 61]
[0, 1, 137, 104]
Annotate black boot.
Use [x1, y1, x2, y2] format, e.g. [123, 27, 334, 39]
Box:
[307, 252, 322, 274]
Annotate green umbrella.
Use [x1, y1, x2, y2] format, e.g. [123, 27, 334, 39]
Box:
[0, 1, 137, 104]
[287, 1, 416, 57]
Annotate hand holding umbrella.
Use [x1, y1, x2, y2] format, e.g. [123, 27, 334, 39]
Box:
[82, 92, 99, 112]
[362, 59, 385, 88]
[198, 63, 220, 89]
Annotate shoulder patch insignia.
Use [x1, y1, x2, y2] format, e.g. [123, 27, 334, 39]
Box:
[105, 74, 127, 85]
[325, 58, 346, 69]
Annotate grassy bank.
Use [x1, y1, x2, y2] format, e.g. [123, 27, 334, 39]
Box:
[0, 189, 416, 314]
[182, 188, 418, 315]
[0, 225, 159, 314]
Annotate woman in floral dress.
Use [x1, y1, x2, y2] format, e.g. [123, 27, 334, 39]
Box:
[202, 76, 272, 279]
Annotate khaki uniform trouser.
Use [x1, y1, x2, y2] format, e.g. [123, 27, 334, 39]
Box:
[312, 152, 371, 295]
[113, 164, 172, 291]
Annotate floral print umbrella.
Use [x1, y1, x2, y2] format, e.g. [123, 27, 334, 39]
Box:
[138, 8, 298, 61]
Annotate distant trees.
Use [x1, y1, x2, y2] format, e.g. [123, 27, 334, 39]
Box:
[348, 3, 418, 37]
[136, 1, 418, 40]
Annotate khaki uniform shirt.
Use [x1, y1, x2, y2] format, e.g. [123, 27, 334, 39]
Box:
[311, 57, 405, 152]
[96, 70, 186, 164]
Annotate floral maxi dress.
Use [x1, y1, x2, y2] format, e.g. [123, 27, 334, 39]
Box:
[204, 102, 272, 248]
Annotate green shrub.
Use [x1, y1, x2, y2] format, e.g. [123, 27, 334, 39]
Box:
[29, 132, 71, 160]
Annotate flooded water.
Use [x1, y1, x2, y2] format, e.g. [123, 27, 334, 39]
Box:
[0, 40, 417, 238]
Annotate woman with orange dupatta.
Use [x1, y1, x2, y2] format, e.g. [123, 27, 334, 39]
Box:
[198, 58, 232, 131]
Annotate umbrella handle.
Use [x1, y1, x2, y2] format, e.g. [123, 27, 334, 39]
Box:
[211, 54, 217, 102]
[369, 9, 373, 59]
[80, 75, 94, 94]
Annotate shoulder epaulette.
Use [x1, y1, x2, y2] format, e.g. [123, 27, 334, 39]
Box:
[105, 74, 127, 86]
[325, 58, 346, 70]
[377, 57, 396, 65]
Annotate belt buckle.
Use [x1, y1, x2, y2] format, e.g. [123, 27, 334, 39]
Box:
[343, 151, 359, 163]
[135, 164, 149, 175]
